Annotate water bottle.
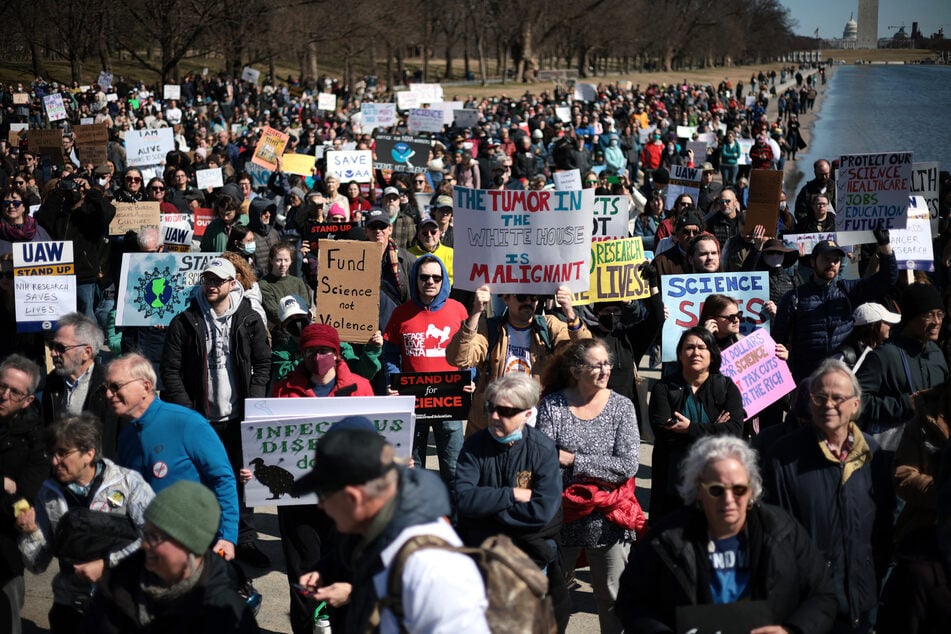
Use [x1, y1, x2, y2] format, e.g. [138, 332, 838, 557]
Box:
[314, 616, 332, 634]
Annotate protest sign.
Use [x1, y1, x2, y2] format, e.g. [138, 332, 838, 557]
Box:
[453, 109, 480, 128]
[453, 186, 594, 294]
[27, 129, 62, 153]
[360, 103, 397, 130]
[573, 83, 597, 102]
[373, 134, 430, 174]
[97, 71, 113, 90]
[911, 161, 940, 235]
[426, 101, 464, 126]
[116, 252, 221, 326]
[409, 83, 444, 103]
[251, 126, 290, 171]
[737, 139, 753, 166]
[660, 272, 771, 361]
[44, 93, 67, 122]
[12, 241, 76, 332]
[241, 67, 260, 84]
[192, 207, 214, 238]
[13, 93, 29, 105]
[72, 123, 108, 146]
[575, 237, 650, 305]
[697, 132, 717, 146]
[241, 396, 416, 507]
[396, 91, 422, 111]
[304, 222, 356, 252]
[281, 153, 316, 176]
[161, 213, 194, 252]
[163, 84, 181, 100]
[783, 232, 839, 257]
[745, 170, 784, 235]
[325, 150, 373, 183]
[317, 92, 337, 111]
[553, 169, 582, 191]
[389, 372, 472, 423]
[719, 328, 795, 417]
[666, 164, 701, 210]
[591, 196, 631, 242]
[555, 106, 571, 123]
[836, 151, 912, 235]
[109, 202, 161, 236]
[314, 240, 380, 342]
[407, 108, 444, 134]
[125, 128, 174, 167]
[890, 196, 934, 272]
[676, 126, 698, 140]
[195, 167, 224, 190]
[687, 141, 708, 163]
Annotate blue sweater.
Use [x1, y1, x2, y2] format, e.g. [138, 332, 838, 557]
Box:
[117, 398, 239, 543]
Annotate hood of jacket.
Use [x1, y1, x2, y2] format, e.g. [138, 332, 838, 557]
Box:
[409, 253, 450, 311]
[248, 197, 277, 236]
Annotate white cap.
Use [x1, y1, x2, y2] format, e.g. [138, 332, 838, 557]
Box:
[278, 295, 308, 323]
[201, 257, 236, 280]
[853, 302, 901, 327]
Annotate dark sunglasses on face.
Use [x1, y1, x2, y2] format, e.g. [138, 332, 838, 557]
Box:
[699, 481, 750, 498]
[47, 342, 87, 354]
[485, 402, 525, 418]
[2, 200, 23, 209]
[125, 176, 142, 183]
[418, 274, 442, 283]
[515, 295, 537, 303]
[150, 186, 165, 192]
[717, 311, 743, 322]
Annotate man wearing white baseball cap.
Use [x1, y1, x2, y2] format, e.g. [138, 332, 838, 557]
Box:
[834, 303, 902, 372]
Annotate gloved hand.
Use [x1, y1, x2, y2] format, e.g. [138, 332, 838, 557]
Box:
[873, 221, 890, 246]
[639, 261, 659, 288]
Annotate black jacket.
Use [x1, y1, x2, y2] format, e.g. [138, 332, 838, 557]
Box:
[42, 363, 120, 460]
[160, 296, 270, 419]
[0, 406, 47, 584]
[35, 188, 116, 284]
[615, 504, 837, 634]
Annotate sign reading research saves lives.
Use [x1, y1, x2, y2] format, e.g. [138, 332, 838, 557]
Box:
[452, 186, 594, 293]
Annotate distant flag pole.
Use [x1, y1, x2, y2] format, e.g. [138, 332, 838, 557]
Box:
[814, 27, 820, 38]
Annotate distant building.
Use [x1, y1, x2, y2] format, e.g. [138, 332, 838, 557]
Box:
[842, 13, 858, 49]
[857, 0, 879, 49]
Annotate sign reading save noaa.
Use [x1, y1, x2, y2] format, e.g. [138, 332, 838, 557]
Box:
[373, 134, 430, 174]
[325, 150, 373, 183]
[116, 252, 220, 326]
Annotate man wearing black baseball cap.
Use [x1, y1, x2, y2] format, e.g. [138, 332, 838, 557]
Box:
[295, 417, 490, 632]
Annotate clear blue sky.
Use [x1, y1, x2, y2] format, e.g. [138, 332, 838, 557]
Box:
[781, 0, 950, 39]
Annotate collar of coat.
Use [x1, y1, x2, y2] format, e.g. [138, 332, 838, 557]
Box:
[817, 422, 870, 485]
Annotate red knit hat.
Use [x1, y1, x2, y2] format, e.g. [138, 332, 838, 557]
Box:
[299, 324, 340, 354]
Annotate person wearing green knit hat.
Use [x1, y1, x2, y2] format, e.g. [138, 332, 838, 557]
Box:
[80, 481, 259, 633]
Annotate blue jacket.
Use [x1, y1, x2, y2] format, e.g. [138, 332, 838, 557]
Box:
[455, 424, 562, 565]
[772, 251, 897, 381]
[116, 398, 239, 544]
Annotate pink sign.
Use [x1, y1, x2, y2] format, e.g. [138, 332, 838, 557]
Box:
[719, 328, 795, 418]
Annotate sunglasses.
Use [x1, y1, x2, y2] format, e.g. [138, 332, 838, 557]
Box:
[2, 200, 23, 209]
[150, 186, 165, 192]
[47, 341, 87, 354]
[717, 311, 743, 322]
[699, 481, 750, 498]
[485, 402, 525, 418]
[14, 181, 25, 186]
[515, 294, 538, 303]
[105, 378, 145, 394]
[418, 274, 442, 283]
[125, 176, 142, 183]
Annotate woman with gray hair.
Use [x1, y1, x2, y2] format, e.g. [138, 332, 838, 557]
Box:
[616, 435, 836, 633]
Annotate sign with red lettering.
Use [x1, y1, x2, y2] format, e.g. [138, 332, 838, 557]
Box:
[719, 328, 794, 417]
[389, 371, 472, 423]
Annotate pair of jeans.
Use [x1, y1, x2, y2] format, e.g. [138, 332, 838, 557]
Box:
[412, 419, 464, 487]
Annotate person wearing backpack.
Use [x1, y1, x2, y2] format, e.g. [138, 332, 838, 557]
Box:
[446, 284, 590, 438]
[295, 418, 490, 633]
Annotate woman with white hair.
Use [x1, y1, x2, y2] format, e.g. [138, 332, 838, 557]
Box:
[616, 435, 836, 633]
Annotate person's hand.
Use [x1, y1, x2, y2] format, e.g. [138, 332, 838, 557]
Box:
[873, 221, 889, 246]
[714, 410, 732, 425]
[386, 387, 400, 396]
[238, 468, 253, 484]
[312, 582, 353, 608]
[638, 261, 659, 289]
[274, 155, 282, 172]
[558, 449, 575, 467]
[666, 411, 691, 434]
[554, 285, 575, 320]
[213, 539, 235, 561]
[73, 559, 105, 583]
[703, 318, 719, 335]
[300, 242, 311, 256]
[471, 285, 490, 316]
[463, 382, 476, 393]
[750, 224, 767, 250]
[3, 477, 16, 495]
[14, 506, 38, 534]
[367, 331, 383, 348]
[750, 627, 789, 634]
[513, 487, 532, 503]
[762, 300, 777, 317]
[774, 344, 789, 360]
[299, 571, 322, 593]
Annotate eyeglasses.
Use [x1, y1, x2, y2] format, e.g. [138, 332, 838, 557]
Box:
[51, 448, 81, 462]
[105, 378, 145, 394]
[809, 392, 857, 408]
[418, 274, 442, 283]
[2, 200, 23, 209]
[140, 527, 169, 548]
[717, 198, 735, 205]
[485, 402, 526, 418]
[415, 179, 426, 184]
[699, 481, 750, 498]
[201, 276, 233, 287]
[47, 341, 88, 355]
[125, 176, 142, 183]
[717, 311, 743, 322]
[514, 294, 537, 303]
[583, 362, 614, 372]
[419, 228, 439, 236]
[0, 383, 30, 401]
[14, 181, 25, 186]
[150, 186, 165, 192]
[920, 310, 945, 322]
[584, 180, 598, 185]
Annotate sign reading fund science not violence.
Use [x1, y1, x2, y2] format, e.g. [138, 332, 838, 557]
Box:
[452, 186, 594, 294]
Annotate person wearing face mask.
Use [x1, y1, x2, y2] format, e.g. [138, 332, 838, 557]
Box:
[225, 224, 262, 278]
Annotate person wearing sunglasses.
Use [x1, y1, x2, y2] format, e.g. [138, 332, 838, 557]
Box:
[616, 435, 836, 634]
[15, 413, 155, 634]
[146, 177, 177, 213]
[408, 218, 454, 286]
[767, 359, 895, 633]
[0, 187, 50, 248]
[113, 168, 145, 203]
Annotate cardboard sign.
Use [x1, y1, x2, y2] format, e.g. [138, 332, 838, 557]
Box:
[575, 237, 650, 306]
[13, 241, 75, 276]
[360, 103, 397, 130]
[161, 213, 194, 252]
[666, 164, 701, 210]
[251, 126, 290, 171]
[27, 129, 62, 153]
[317, 92, 337, 111]
[195, 167, 224, 190]
[745, 170, 784, 235]
[911, 161, 940, 235]
[116, 252, 221, 326]
[453, 186, 594, 293]
[453, 109, 480, 128]
[325, 150, 373, 183]
[553, 169, 582, 191]
[281, 153, 316, 176]
[660, 272, 771, 362]
[163, 84, 181, 100]
[891, 196, 935, 272]
[110, 201, 161, 236]
[836, 151, 912, 235]
[125, 128, 174, 167]
[241, 67, 261, 84]
[373, 134, 430, 174]
[76, 143, 108, 167]
[73, 122, 109, 145]
[241, 396, 416, 507]
[407, 108, 444, 134]
[13, 93, 29, 105]
[44, 93, 67, 121]
[719, 328, 795, 418]
[314, 240, 380, 342]
[192, 207, 214, 238]
[389, 372, 472, 422]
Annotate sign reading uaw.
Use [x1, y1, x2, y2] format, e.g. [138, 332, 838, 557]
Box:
[452, 186, 594, 294]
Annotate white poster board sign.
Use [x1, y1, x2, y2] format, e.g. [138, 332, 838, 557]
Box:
[325, 150, 373, 183]
[125, 128, 175, 167]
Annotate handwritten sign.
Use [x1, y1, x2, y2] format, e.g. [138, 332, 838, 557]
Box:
[407, 108, 445, 134]
[453, 186, 593, 294]
[44, 93, 67, 121]
[314, 240, 379, 342]
[116, 252, 220, 326]
[13, 241, 76, 332]
[373, 134, 429, 174]
[251, 126, 290, 171]
[573, 83, 597, 102]
[195, 167, 224, 190]
[109, 202, 161, 236]
[325, 150, 373, 183]
[660, 272, 770, 362]
[360, 103, 397, 131]
[745, 170, 784, 235]
[163, 84, 181, 100]
[591, 196, 631, 242]
[396, 91, 421, 111]
[553, 170, 581, 191]
[453, 109, 480, 128]
[13, 93, 29, 105]
[911, 161, 940, 235]
[241, 67, 261, 84]
[281, 153, 317, 176]
[125, 128, 174, 167]
[836, 151, 912, 234]
[666, 164, 702, 209]
[241, 396, 415, 506]
[555, 107, 571, 123]
[408, 83, 444, 103]
[27, 129, 62, 153]
[575, 237, 649, 306]
[389, 372, 471, 422]
[719, 328, 795, 417]
[890, 196, 934, 272]
[13, 241, 74, 276]
[72, 123, 109, 145]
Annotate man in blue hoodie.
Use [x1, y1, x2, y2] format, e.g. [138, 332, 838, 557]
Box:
[383, 254, 470, 486]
